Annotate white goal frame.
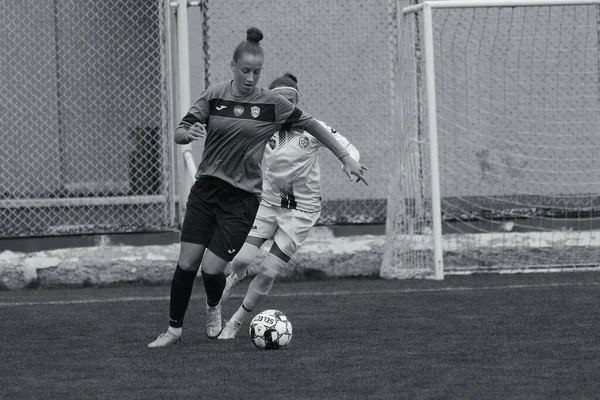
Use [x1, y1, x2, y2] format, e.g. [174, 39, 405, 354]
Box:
[398, 0, 600, 280]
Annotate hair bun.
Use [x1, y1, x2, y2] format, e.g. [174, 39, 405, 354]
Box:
[246, 27, 264, 44]
[283, 73, 297, 83]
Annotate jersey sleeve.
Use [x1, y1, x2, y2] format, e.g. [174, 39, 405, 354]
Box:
[273, 94, 350, 160]
[174, 88, 211, 143]
[180, 89, 211, 128]
[315, 120, 360, 162]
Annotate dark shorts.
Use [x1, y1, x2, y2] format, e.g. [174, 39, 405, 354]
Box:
[180, 176, 260, 262]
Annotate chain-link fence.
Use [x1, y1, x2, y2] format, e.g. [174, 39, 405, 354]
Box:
[188, 0, 399, 225]
[1, 0, 400, 239]
[0, 0, 175, 238]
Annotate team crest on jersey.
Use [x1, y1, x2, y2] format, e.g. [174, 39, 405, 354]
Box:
[251, 106, 260, 118]
[298, 136, 310, 149]
[234, 105, 244, 117]
[269, 138, 276, 149]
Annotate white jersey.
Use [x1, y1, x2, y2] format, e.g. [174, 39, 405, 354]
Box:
[260, 120, 360, 213]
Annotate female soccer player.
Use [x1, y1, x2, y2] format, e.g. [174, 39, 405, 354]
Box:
[148, 28, 368, 347]
[217, 73, 361, 340]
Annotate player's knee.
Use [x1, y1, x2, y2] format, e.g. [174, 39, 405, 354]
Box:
[260, 254, 288, 279]
[178, 252, 202, 271]
[233, 242, 260, 267]
[178, 258, 201, 271]
[230, 255, 251, 272]
[258, 267, 278, 282]
[178, 242, 206, 271]
[249, 270, 276, 297]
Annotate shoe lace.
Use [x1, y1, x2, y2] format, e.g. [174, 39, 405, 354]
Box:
[223, 320, 240, 335]
[207, 306, 220, 325]
[226, 271, 247, 289]
[159, 332, 178, 340]
[225, 276, 238, 291]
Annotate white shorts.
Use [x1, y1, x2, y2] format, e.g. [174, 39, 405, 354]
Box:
[248, 201, 321, 258]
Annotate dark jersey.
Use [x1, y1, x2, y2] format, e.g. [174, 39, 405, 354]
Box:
[178, 81, 349, 196]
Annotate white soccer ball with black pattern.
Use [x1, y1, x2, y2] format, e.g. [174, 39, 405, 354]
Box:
[249, 309, 293, 350]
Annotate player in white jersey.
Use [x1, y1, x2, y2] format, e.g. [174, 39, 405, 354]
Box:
[217, 73, 361, 339]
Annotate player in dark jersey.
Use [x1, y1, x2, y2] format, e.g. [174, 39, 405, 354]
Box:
[149, 27, 368, 347]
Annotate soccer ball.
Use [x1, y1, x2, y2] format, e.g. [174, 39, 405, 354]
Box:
[249, 309, 293, 350]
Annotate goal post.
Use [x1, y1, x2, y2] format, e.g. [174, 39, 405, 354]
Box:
[382, 0, 600, 279]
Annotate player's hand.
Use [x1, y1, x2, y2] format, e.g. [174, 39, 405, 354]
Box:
[342, 156, 369, 186]
[186, 122, 206, 142]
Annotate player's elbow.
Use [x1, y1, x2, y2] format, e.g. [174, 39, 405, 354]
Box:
[174, 127, 189, 144]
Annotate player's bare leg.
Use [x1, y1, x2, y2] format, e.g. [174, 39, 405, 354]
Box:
[221, 237, 266, 302]
[218, 252, 287, 340]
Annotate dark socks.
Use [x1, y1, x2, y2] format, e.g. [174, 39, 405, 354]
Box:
[201, 270, 227, 307]
[169, 264, 198, 328]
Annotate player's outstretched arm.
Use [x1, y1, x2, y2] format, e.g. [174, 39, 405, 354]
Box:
[323, 123, 362, 181]
[341, 154, 368, 185]
[316, 120, 361, 162]
[304, 119, 368, 185]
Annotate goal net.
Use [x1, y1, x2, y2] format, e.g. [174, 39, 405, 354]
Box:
[382, 0, 600, 279]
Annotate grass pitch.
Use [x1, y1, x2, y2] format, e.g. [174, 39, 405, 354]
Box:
[1, 273, 599, 399]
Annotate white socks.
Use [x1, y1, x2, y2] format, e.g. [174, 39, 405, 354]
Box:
[168, 326, 182, 337]
[230, 273, 276, 324]
[231, 303, 253, 325]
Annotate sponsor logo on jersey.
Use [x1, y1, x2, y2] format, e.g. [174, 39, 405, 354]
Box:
[252, 225, 258, 230]
[234, 105, 244, 117]
[298, 136, 310, 149]
[269, 138, 276, 149]
[251, 106, 260, 118]
[216, 105, 227, 110]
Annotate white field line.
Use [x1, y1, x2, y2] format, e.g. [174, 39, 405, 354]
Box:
[1, 281, 599, 307]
